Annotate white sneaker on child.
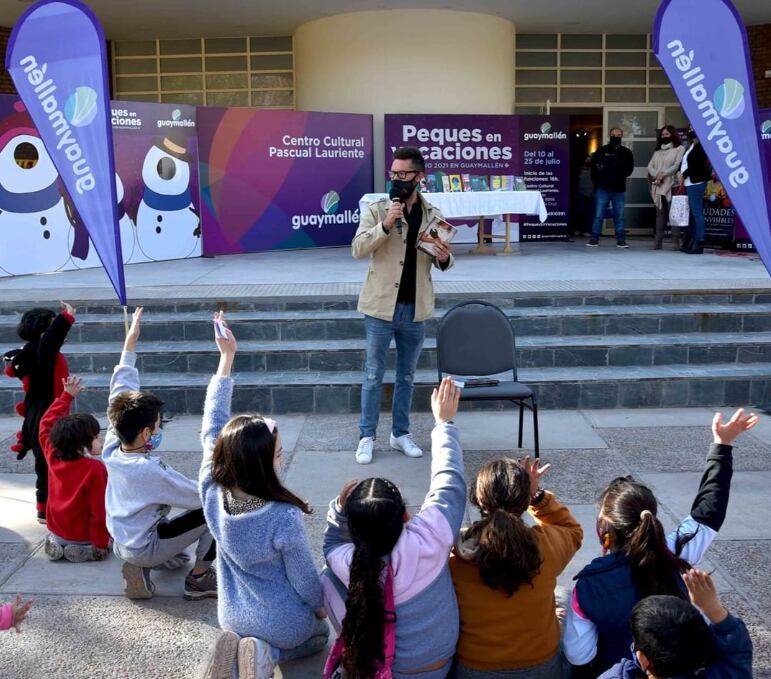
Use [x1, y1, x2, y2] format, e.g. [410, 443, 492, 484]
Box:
[198, 630, 239, 679]
[238, 637, 276, 679]
[390, 433, 423, 458]
[355, 436, 374, 465]
[63, 544, 95, 563]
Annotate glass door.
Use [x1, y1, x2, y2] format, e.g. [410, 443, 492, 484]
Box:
[602, 107, 666, 237]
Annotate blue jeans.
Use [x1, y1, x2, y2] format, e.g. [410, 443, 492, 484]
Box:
[590, 189, 626, 241]
[360, 303, 425, 439]
[686, 182, 707, 243]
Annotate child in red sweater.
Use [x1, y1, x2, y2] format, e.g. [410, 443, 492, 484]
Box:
[3, 302, 75, 523]
[39, 375, 110, 563]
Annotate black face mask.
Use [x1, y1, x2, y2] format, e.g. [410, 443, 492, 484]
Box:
[610, 137, 622, 146]
[390, 179, 418, 201]
[688, 131, 697, 141]
[661, 136, 672, 142]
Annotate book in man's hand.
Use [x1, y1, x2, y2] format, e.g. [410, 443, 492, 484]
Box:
[416, 217, 458, 258]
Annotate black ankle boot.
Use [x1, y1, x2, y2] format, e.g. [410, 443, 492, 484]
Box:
[686, 241, 704, 255]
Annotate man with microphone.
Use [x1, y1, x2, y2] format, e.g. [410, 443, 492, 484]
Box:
[351, 147, 454, 464]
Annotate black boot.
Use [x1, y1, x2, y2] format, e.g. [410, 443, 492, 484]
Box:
[686, 241, 704, 255]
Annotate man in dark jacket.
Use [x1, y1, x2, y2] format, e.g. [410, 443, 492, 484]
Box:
[599, 570, 752, 679]
[587, 127, 635, 248]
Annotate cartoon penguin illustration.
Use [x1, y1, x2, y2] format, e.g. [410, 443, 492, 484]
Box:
[135, 131, 201, 261]
[0, 102, 74, 276]
[69, 172, 137, 268]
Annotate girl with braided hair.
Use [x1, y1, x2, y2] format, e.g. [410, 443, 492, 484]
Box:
[323, 377, 466, 679]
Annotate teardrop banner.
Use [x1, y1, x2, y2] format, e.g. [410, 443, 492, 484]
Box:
[5, 0, 126, 304]
[653, 0, 771, 274]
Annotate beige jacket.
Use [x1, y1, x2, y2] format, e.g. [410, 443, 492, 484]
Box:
[648, 144, 686, 209]
[352, 193, 454, 322]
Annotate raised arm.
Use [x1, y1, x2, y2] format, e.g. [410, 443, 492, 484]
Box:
[417, 378, 466, 537]
[39, 376, 81, 460]
[200, 311, 236, 489]
[39, 301, 76, 359]
[669, 409, 758, 564]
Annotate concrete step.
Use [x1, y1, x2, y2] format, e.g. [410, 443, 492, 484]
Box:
[3, 363, 769, 415]
[3, 332, 771, 374]
[2, 303, 770, 343]
[2, 290, 770, 315]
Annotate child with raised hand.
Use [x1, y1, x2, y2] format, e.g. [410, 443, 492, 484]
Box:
[103, 307, 217, 601]
[565, 408, 759, 676]
[0, 594, 33, 633]
[322, 376, 466, 679]
[39, 375, 110, 562]
[599, 569, 753, 678]
[449, 455, 582, 678]
[197, 311, 328, 679]
[3, 302, 76, 523]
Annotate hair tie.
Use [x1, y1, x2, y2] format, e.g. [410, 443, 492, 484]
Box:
[640, 509, 654, 521]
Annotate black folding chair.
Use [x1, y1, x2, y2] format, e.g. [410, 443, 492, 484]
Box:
[436, 300, 539, 458]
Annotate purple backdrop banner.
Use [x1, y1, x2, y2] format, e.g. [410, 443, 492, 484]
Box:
[6, 0, 125, 303]
[0, 96, 201, 277]
[198, 108, 373, 255]
[654, 0, 771, 274]
[383, 114, 569, 240]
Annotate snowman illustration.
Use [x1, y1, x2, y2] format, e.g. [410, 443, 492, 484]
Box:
[135, 132, 201, 261]
[69, 172, 137, 268]
[0, 102, 74, 276]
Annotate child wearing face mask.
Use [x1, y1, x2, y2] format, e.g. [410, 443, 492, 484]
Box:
[103, 308, 217, 601]
[197, 312, 328, 679]
[648, 125, 685, 250]
[39, 375, 110, 563]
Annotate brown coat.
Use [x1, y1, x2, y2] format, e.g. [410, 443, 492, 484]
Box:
[352, 193, 454, 322]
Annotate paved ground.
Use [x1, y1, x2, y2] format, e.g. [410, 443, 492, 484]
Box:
[0, 240, 767, 303]
[0, 407, 769, 678]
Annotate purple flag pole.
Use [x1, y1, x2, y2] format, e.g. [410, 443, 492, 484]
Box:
[6, 0, 127, 304]
[654, 0, 771, 275]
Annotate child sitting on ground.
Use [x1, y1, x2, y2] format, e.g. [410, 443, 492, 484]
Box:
[3, 302, 75, 523]
[322, 377, 465, 679]
[198, 312, 328, 679]
[450, 455, 582, 678]
[565, 408, 758, 676]
[103, 307, 217, 601]
[0, 595, 33, 633]
[39, 375, 110, 562]
[599, 569, 753, 678]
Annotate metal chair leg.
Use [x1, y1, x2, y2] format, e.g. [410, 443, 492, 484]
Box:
[518, 401, 525, 449]
[531, 395, 540, 459]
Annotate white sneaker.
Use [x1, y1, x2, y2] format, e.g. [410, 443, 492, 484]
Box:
[390, 433, 423, 458]
[355, 436, 374, 464]
[238, 637, 276, 679]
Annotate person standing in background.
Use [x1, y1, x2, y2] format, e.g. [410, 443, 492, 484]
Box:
[648, 125, 685, 250]
[586, 128, 635, 249]
[679, 127, 711, 255]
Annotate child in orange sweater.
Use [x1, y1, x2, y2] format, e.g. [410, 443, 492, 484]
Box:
[449, 456, 582, 678]
[39, 376, 110, 562]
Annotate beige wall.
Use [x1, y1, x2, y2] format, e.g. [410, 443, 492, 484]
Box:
[295, 10, 515, 189]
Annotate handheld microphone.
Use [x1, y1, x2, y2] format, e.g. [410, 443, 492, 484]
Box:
[388, 187, 404, 235]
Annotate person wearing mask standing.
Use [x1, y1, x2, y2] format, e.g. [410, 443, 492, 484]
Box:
[679, 127, 711, 255]
[351, 147, 454, 465]
[648, 125, 685, 250]
[586, 128, 635, 248]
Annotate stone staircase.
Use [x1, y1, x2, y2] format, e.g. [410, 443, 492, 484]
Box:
[2, 289, 771, 415]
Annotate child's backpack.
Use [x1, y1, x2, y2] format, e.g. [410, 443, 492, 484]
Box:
[323, 565, 396, 679]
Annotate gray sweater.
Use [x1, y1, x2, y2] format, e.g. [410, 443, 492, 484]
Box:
[200, 375, 323, 648]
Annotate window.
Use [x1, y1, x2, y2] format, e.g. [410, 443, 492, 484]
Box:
[112, 36, 295, 108]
